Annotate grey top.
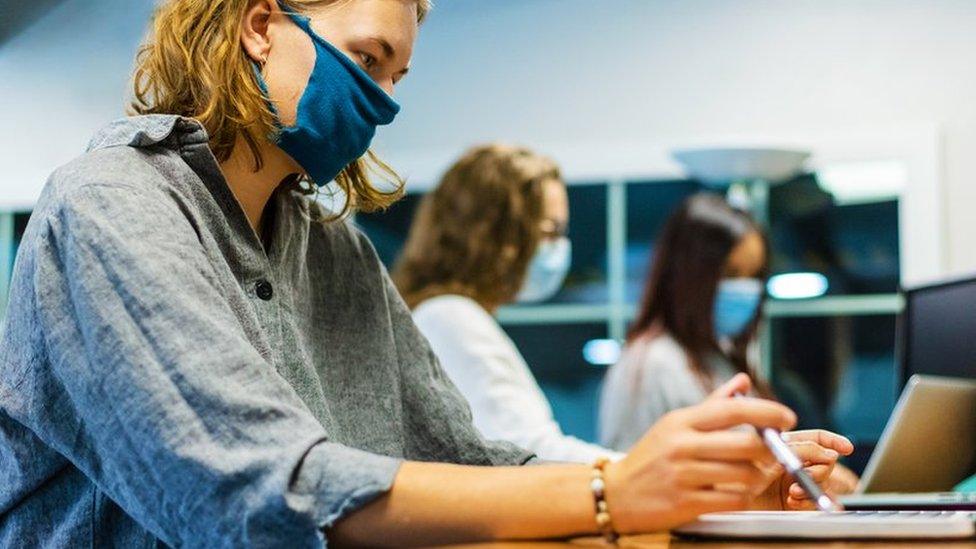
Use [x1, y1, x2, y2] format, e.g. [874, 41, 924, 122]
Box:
[598, 333, 739, 452]
[0, 115, 532, 548]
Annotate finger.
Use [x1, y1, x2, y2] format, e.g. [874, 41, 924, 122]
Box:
[707, 373, 752, 400]
[789, 465, 833, 499]
[790, 483, 809, 500]
[788, 467, 834, 500]
[828, 466, 861, 495]
[677, 430, 771, 462]
[783, 429, 855, 456]
[805, 464, 834, 483]
[675, 461, 768, 489]
[787, 440, 840, 466]
[785, 495, 820, 511]
[756, 458, 784, 480]
[679, 398, 797, 432]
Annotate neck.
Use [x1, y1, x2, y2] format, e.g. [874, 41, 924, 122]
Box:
[219, 137, 301, 233]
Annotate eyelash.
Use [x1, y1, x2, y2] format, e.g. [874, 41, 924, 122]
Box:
[359, 52, 377, 70]
[357, 50, 405, 86]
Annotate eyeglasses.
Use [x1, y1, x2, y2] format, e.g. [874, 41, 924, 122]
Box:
[539, 220, 568, 239]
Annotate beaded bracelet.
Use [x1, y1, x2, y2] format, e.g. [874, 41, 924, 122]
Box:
[590, 456, 619, 543]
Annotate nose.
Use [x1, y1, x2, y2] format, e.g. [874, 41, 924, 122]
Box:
[379, 79, 395, 97]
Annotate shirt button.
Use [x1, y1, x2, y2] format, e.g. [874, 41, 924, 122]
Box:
[255, 279, 274, 301]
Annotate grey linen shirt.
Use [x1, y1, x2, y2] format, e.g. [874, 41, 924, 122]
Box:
[0, 115, 533, 548]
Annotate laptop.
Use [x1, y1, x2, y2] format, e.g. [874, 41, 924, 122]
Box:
[674, 375, 976, 540]
[841, 375, 976, 511]
[835, 276, 976, 511]
[675, 511, 975, 540]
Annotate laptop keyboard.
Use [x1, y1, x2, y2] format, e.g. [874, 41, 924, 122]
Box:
[832, 511, 975, 519]
[676, 510, 976, 540]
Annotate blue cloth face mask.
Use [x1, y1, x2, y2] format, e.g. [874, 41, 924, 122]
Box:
[713, 278, 764, 339]
[517, 237, 572, 303]
[254, 7, 401, 186]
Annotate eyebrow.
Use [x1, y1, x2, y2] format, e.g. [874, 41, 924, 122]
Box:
[368, 37, 395, 60]
[366, 37, 410, 75]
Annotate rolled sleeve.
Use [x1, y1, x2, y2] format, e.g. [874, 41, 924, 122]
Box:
[29, 182, 400, 546]
[290, 442, 401, 530]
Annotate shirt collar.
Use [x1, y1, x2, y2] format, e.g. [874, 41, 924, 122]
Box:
[87, 115, 209, 153]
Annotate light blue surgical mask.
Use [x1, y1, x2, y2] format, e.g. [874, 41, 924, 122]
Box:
[713, 278, 764, 339]
[516, 237, 572, 303]
[254, 6, 401, 186]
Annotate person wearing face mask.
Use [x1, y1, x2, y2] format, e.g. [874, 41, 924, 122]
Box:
[598, 193, 861, 494]
[599, 194, 772, 453]
[0, 1, 856, 546]
[393, 144, 624, 463]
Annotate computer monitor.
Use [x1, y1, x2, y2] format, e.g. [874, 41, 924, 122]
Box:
[899, 275, 976, 385]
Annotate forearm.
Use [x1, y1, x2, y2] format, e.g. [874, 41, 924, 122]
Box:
[330, 461, 597, 546]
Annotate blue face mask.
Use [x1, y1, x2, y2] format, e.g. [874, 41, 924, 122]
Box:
[516, 237, 572, 303]
[713, 278, 764, 339]
[254, 7, 401, 186]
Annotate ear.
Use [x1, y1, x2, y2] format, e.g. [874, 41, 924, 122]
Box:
[241, 0, 275, 64]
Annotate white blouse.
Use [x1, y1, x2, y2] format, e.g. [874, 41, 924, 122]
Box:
[413, 295, 623, 463]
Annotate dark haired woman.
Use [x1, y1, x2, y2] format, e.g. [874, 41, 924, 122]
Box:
[600, 193, 772, 452]
[599, 193, 858, 495]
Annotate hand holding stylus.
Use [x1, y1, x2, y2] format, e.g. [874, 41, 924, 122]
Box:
[708, 374, 855, 511]
[734, 393, 843, 512]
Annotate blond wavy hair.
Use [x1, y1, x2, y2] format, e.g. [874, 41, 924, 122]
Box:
[130, 0, 431, 219]
[393, 144, 562, 311]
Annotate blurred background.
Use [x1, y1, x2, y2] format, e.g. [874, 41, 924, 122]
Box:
[3, 0, 976, 471]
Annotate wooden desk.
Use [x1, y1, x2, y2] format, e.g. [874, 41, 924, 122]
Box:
[443, 533, 976, 548]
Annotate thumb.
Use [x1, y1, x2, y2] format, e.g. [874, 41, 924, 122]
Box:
[708, 373, 752, 400]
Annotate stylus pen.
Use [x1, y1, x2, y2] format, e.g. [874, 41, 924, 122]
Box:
[734, 393, 843, 513]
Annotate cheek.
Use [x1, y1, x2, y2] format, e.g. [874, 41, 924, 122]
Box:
[542, 182, 569, 223]
[747, 246, 768, 277]
[263, 31, 316, 126]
